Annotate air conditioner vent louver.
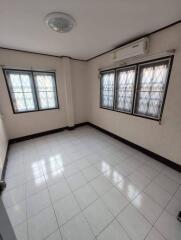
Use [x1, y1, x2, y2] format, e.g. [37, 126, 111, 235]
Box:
[112, 38, 149, 62]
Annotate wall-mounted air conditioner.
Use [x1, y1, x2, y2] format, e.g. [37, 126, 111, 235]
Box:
[112, 37, 149, 62]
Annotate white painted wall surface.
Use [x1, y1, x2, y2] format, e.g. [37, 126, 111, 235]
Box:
[0, 50, 88, 139]
[88, 23, 181, 165]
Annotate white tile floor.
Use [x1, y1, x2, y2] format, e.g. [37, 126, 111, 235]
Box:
[2, 126, 181, 240]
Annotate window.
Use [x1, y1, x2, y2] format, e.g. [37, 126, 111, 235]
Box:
[100, 56, 173, 121]
[34, 72, 58, 110]
[115, 66, 136, 113]
[134, 59, 171, 119]
[100, 70, 115, 109]
[4, 70, 37, 112]
[4, 69, 59, 113]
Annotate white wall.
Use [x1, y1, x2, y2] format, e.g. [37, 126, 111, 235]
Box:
[71, 60, 88, 123]
[0, 50, 66, 139]
[0, 50, 88, 139]
[88, 23, 181, 166]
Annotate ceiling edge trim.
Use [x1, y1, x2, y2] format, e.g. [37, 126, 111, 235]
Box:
[87, 19, 181, 61]
[0, 19, 180, 62]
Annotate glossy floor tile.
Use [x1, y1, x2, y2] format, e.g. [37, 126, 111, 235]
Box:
[132, 192, 163, 224]
[145, 228, 166, 240]
[28, 206, 58, 240]
[97, 220, 130, 240]
[155, 211, 181, 240]
[74, 183, 98, 210]
[144, 182, 172, 207]
[117, 204, 152, 240]
[54, 194, 80, 226]
[61, 213, 94, 240]
[2, 126, 181, 240]
[101, 187, 129, 217]
[83, 198, 114, 236]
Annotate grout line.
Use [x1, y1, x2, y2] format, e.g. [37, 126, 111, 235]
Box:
[111, 167, 167, 240]
[62, 169, 97, 239]
[4, 127, 180, 240]
[141, 171, 178, 240]
[39, 156, 64, 240]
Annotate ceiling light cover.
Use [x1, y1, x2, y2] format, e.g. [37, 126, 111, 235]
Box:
[45, 12, 76, 33]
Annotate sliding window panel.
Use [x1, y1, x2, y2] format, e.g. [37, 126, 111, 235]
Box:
[115, 66, 136, 113]
[4, 70, 38, 113]
[100, 70, 115, 109]
[33, 72, 59, 110]
[134, 58, 172, 120]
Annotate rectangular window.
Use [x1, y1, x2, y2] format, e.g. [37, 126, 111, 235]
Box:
[4, 69, 59, 113]
[99, 56, 173, 121]
[100, 70, 115, 109]
[4, 70, 37, 113]
[134, 59, 171, 119]
[115, 66, 136, 113]
[33, 72, 58, 110]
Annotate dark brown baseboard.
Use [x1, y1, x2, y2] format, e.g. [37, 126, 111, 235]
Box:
[2, 121, 180, 191]
[1, 143, 10, 181]
[9, 122, 88, 144]
[87, 122, 181, 172]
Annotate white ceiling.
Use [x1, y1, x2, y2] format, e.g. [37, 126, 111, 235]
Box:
[0, 0, 181, 60]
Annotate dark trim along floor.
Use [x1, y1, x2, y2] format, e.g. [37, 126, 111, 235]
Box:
[87, 123, 181, 172]
[8, 122, 88, 144]
[1, 121, 180, 193]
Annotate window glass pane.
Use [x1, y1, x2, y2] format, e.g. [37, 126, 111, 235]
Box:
[39, 92, 48, 109]
[47, 92, 56, 108]
[10, 74, 21, 92]
[21, 74, 32, 92]
[100, 71, 115, 109]
[24, 93, 36, 110]
[34, 72, 58, 110]
[14, 92, 26, 111]
[115, 67, 136, 113]
[5, 70, 37, 112]
[134, 59, 170, 119]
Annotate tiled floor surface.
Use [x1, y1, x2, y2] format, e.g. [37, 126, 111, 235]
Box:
[2, 126, 181, 240]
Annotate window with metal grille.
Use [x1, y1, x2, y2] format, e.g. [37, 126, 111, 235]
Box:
[4, 70, 37, 113]
[134, 59, 171, 119]
[100, 56, 173, 121]
[115, 66, 136, 113]
[4, 69, 59, 113]
[33, 72, 58, 110]
[100, 71, 115, 109]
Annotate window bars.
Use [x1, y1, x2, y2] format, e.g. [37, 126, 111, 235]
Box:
[3, 69, 59, 113]
[100, 56, 173, 121]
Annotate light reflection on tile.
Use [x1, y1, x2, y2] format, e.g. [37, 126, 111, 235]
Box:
[103, 169, 125, 185]
[3, 126, 181, 240]
[116, 178, 141, 201]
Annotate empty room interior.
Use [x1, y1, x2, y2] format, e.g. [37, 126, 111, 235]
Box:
[0, 1, 181, 240]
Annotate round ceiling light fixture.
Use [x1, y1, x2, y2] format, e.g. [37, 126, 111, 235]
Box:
[45, 12, 76, 33]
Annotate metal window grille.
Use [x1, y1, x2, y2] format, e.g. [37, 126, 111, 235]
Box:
[100, 71, 115, 109]
[33, 72, 58, 110]
[99, 56, 173, 121]
[134, 59, 171, 119]
[5, 70, 37, 113]
[4, 69, 59, 113]
[115, 66, 136, 113]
